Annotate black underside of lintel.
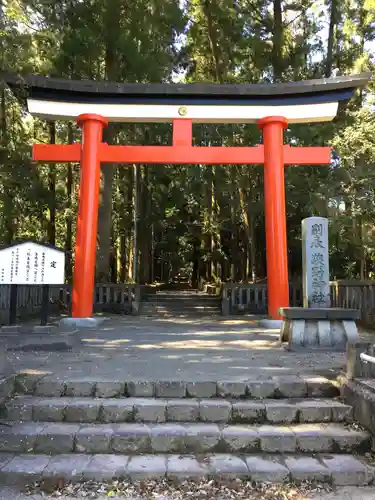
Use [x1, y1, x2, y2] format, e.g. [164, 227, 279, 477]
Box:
[1, 71, 370, 107]
[26, 87, 355, 107]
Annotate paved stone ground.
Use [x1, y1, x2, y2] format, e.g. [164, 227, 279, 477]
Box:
[4, 316, 350, 380]
[0, 316, 373, 499]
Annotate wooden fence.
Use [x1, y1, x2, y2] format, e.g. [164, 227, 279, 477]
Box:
[0, 283, 141, 325]
[1, 280, 375, 326]
[0, 285, 62, 324]
[221, 281, 375, 325]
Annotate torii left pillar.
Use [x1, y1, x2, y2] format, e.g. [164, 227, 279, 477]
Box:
[73, 114, 108, 318]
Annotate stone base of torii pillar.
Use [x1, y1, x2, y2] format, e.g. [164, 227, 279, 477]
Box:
[279, 307, 360, 351]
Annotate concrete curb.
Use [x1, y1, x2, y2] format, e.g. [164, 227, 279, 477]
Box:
[259, 319, 282, 329]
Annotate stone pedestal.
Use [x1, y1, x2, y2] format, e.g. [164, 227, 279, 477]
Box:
[280, 307, 360, 351]
[59, 316, 106, 329]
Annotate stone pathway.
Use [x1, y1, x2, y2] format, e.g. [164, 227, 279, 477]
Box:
[0, 315, 372, 491]
[5, 316, 347, 380]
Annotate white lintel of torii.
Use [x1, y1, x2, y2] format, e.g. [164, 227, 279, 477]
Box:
[27, 99, 339, 124]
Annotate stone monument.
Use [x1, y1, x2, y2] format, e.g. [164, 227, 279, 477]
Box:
[302, 216, 330, 308]
[279, 217, 360, 351]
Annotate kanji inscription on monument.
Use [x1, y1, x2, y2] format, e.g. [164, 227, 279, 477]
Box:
[0, 241, 65, 285]
[302, 217, 330, 308]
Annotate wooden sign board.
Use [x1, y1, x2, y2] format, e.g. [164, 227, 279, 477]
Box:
[0, 242, 65, 285]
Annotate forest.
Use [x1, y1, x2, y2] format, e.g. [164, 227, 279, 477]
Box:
[0, 0, 374, 286]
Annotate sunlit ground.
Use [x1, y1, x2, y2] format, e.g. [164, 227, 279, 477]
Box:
[8, 316, 346, 380]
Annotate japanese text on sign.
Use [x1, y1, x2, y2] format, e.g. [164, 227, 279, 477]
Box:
[0, 242, 65, 285]
[302, 217, 330, 308]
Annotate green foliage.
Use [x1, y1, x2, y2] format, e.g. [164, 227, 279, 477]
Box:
[0, 0, 374, 283]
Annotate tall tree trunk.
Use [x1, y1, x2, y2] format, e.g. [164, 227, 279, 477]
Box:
[132, 165, 139, 282]
[230, 167, 239, 280]
[96, 138, 115, 282]
[139, 165, 151, 284]
[201, 4, 227, 280]
[110, 224, 118, 282]
[238, 188, 250, 278]
[359, 217, 366, 280]
[0, 86, 13, 244]
[47, 122, 56, 245]
[203, 0, 224, 83]
[65, 123, 74, 280]
[325, 0, 337, 77]
[126, 166, 134, 281]
[354, 5, 366, 103]
[96, 0, 121, 282]
[237, 165, 258, 282]
[118, 166, 127, 283]
[205, 165, 214, 281]
[212, 166, 222, 279]
[0, 87, 6, 144]
[110, 168, 119, 283]
[249, 211, 256, 281]
[119, 232, 127, 282]
[272, 0, 283, 82]
[3, 189, 14, 244]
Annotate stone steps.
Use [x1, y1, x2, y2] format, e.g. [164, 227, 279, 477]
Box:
[0, 452, 372, 487]
[0, 421, 370, 455]
[145, 299, 220, 304]
[141, 310, 221, 317]
[146, 294, 220, 301]
[13, 374, 340, 399]
[3, 396, 353, 424]
[145, 305, 220, 311]
[140, 305, 222, 317]
[2, 373, 371, 488]
[141, 293, 222, 317]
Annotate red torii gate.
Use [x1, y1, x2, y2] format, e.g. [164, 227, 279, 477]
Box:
[2, 72, 364, 322]
[34, 114, 330, 320]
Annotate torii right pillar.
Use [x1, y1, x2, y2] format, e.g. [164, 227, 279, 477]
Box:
[258, 116, 289, 321]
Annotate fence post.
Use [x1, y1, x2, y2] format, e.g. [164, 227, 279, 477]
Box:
[132, 285, 141, 315]
[40, 284, 50, 326]
[221, 286, 230, 315]
[347, 342, 375, 379]
[9, 284, 18, 326]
